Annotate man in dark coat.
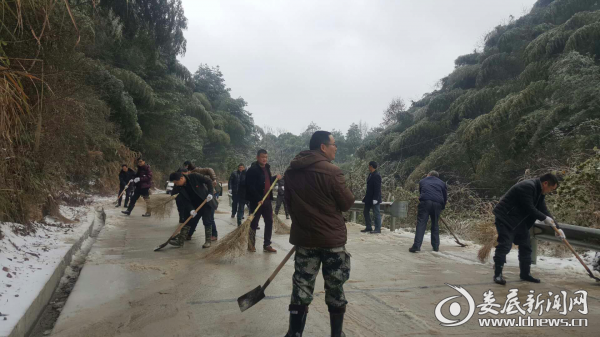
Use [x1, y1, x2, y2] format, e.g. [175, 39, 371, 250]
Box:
[409, 170, 447, 253]
[274, 179, 289, 219]
[361, 161, 382, 233]
[492, 173, 560, 285]
[284, 131, 355, 337]
[169, 172, 216, 248]
[122, 158, 153, 217]
[245, 149, 282, 253]
[228, 164, 245, 219]
[116, 164, 135, 208]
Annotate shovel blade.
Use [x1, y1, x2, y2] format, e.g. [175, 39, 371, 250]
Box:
[154, 242, 168, 251]
[238, 285, 265, 312]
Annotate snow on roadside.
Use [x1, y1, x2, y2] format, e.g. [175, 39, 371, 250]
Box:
[0, 205, 92, 336]
[387, 226, 598, 279]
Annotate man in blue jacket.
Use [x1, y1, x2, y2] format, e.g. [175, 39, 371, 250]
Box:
[409, 171, 447, 252]
[361, 161, 382, 234]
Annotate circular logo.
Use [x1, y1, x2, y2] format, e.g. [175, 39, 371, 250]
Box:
[434, 284, 475, 327]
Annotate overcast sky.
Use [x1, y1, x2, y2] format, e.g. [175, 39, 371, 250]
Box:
[179, 0, 537, 135]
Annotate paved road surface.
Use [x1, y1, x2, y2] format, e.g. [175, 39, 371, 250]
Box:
[50, 199, 600, 336]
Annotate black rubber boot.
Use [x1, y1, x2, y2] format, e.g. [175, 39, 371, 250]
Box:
[284, 304, 308, 337]
[121, 210, 131, 216]
[520, 263, 541, 283]
[409, 245, 420, 253]
[329, 305, 346, 337]
[493, 264, 506, 285]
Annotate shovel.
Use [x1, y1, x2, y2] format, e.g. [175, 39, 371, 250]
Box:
[238, 246, 296, 312]
[154, 199, 208, 251]
[551, 225, 600, 282]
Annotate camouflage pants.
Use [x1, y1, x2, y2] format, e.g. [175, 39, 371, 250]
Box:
[291, 246, 351, 308]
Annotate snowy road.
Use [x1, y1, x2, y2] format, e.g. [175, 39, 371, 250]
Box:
[48, 199, 600, 336]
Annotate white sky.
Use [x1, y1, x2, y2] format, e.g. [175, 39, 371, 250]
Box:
[179, 0, 537, 135]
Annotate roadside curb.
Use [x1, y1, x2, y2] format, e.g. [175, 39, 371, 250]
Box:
[5, 206, 106, 337]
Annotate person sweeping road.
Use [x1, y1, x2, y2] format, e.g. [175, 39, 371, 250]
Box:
[283, 131, 355, 337]
[492, 173, 561, 285]
[116, 164, 135, 208]
[168, 171, 216, 248]
[245, 149, 281, 253]
[409, 170, 447, 253]
[122, 158, 153, 217]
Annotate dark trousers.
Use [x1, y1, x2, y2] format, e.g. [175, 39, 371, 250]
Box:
[188, 206, 215, 238]
[118, 185, 132, 206]
[275, 195, 289, 217]
[127, 188, 149, 212]
[363, 203, 381, 231]
[493, 221, 532, 267]
[237, 197, 246, 222]
[231, 193, 239, 216]
[413, 200, 442, 249]
[250, 200, 273, 247]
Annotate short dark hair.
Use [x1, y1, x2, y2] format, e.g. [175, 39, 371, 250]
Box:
[238, 163, 245, 167]
[183, 160, 192, 166]
[121, 164, 127, 167]
[309, 131, 332, 150]
[369, 161, 378, 169]
[257, 149, 268, 157]
[428, 170, 439, 177]
[169, 172, 184, 181]
[540, 173, 559, 187]
[137, 157, 143, 162]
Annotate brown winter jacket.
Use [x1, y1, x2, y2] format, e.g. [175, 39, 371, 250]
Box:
[191, 167, 217, 184]
[284, 150, 355, 248]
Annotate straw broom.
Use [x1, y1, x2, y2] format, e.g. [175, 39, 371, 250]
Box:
[274, 212, 291, 234]
[206, 178, 280, 260]
[145, 193, 178, 219]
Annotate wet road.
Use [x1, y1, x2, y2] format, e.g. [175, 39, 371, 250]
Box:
[50, 199, 600, 336]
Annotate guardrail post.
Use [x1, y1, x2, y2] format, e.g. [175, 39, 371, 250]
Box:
[530, 226, 537, 265]
[352, 211, 357, 223]
[391, 216, 396, 232]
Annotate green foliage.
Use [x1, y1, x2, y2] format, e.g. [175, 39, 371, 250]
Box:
[444, 64, 480, 89]
[549, 149, 600, 227]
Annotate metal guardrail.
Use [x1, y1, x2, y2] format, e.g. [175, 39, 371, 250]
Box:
[530, 221, 600, 264]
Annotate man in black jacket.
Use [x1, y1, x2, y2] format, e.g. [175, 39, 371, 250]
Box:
[274, 179, 289, 219]
[492, 173, 560, 285]
[410, 171, 447, 253]
[228, 164, 245, 219]
[361, 161, 382, 234]
[116, 164, 135, 208]
[169, 172, 216, 248]
[245, 149, 282, 253]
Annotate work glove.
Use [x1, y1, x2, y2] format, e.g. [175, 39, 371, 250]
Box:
[134, 177, 141, 183]
[555, 228, 566, 240]
[373, 200, 378, 205]
[129, 179, 134, 183]
[206, 194, 213, 202]
[190, 210, 198, 217]
[228, 190, 232, 194]
[543, 217, 555, 226]
[282, 186, 285, 191]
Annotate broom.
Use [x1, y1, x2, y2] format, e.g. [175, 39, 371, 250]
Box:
[145, 193, 178, 219]
[206, 178, 280, 260]
[274, 212, 291, 234]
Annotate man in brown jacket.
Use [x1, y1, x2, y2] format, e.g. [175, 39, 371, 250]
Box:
[283, 131, 355, 337]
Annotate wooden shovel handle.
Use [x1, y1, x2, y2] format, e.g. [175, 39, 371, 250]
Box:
[550, 225, 596, 276]
[262, 246, 296, 291]
[169, 199, 208, 239]
[117, 181, 131, 200]
[250, 177, 280, 217]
